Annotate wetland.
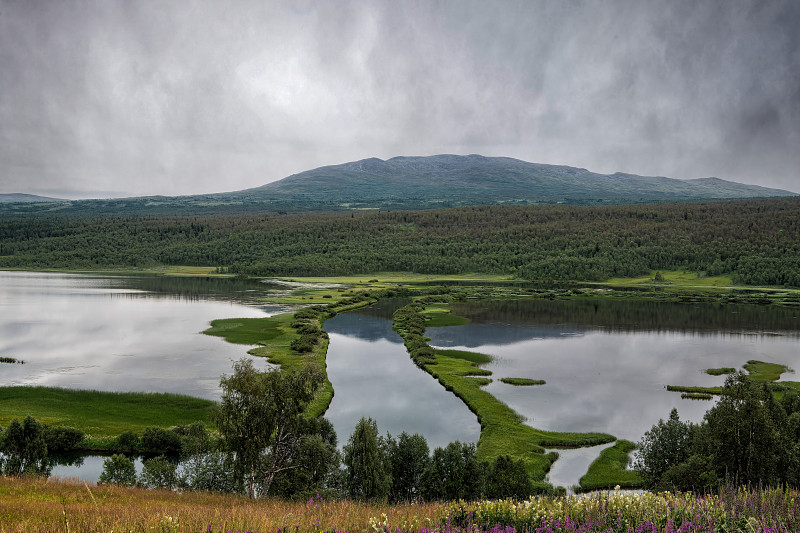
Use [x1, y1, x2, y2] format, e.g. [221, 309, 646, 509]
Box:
[2, 271, 800, 488]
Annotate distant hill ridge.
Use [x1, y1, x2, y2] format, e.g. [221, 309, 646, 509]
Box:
[1, 155, 794, 216]
[0, 193, 64, 203]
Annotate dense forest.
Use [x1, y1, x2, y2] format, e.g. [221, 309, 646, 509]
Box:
[1, 197, 799, 287]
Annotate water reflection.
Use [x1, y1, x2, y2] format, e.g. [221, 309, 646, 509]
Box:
[49, 454, 144, 483]
[0, 271, 280, 400]
[546, 443, 615, 491]
[324, 303, 480, 450]
[426, 299, 800, 442]
[425, 298, 800, 487]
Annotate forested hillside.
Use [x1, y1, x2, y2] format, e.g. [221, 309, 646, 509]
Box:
[1, 197, 799, 287]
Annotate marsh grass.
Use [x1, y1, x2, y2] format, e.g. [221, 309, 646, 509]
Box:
[681, 392, 713, 400]
[499, 378, 546, 386]
[744, 359, 792, 381]
[435, 349, 492, 366]
[425, 360, 610, 465]
[0, 387, 216, 437]
[667, 385, 723, 395]
[204, 296, 379, 417]
[577, 440, 641, 491]
[421, 304, 471, 327]
[706, 367, 736, 376]
[670, 360, 796, 401]
[284, 272, 512, 286]
[604, 269, 735, 288]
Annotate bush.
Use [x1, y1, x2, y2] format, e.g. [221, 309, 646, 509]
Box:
[141, 427, 182, 456]
[290, 334, 317, 353]
[485, 455, 533, 499]
[172, 422, 212, 456]
[116, 431, 139, 453]
[98, 454, 137, 486]
[179, 451, 239, 494]
[139, 455, 178, 489]
[43, 426, 84, 453]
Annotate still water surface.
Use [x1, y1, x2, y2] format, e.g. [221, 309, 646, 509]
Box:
[324, 299, 481, 450]
[424, 298, 800, 487]
[0, 271, 281, 400]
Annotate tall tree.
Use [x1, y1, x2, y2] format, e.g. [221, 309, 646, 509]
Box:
[705, 372, 787, 486]
[343, 417, 391, 501]
[633, 408, 692, 488]
[0, 416, 49, 477]
[215, 358, 322, 499]
[387, 431, 430, 502]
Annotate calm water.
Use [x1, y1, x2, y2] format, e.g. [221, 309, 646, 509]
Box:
[425, 298, 800, 487]
[324, 299, 481, 450]
[49, 454, 144, 482]
[0, 271, 284, 400]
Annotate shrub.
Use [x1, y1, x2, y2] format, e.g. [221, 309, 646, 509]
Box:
[42, 426, 84, 453]
[141, 427, 182, 455]
[98, 454, 137, 486]
[485, 455, 533, 499]
[116, 431, 140, 453]
[139, 455, 178, 489]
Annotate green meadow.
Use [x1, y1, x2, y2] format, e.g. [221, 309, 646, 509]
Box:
[0, 386, 216, 437]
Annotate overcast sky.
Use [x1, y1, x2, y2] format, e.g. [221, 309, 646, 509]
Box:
[1, 0, 799, 198]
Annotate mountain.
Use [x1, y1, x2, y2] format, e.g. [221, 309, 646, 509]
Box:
[0, 155, 794, 216]
[246, 154, 795, 207]
[0, 193, 64, 203]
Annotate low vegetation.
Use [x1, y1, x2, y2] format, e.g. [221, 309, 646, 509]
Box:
[743, 359, 792, 381]
[0, 356, 23, 364]
[3, 476, 800, 532]
[668, 358, 796, 401]
[577, 440, 640, 492]
[0, 387, 216, 438]
[682, 392, 714, 400]
[499, 378, 546, 386]
[706, 367, 736, 376]
[204, 290, 389, 417]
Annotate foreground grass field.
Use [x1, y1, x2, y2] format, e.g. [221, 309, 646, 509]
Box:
[0, 476, 444, 533]
[3, 476, 800, 532]
[0, 387, 216, 437]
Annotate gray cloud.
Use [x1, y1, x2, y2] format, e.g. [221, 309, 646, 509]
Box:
[1, 0, 798, 198]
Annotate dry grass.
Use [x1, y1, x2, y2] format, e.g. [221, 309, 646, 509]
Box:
[0, 476, 446, 533]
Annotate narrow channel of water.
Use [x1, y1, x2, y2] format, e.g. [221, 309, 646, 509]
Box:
[324, 300, 481, 450]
